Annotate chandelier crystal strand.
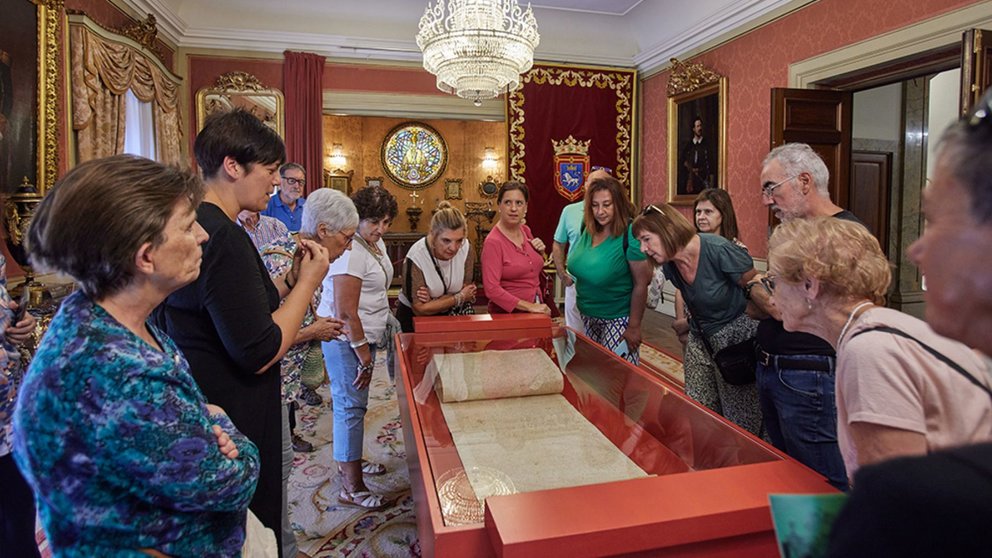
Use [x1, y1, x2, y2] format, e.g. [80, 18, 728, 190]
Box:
[417, 0, 539, 104]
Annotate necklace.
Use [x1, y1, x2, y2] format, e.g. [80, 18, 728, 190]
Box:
[837, 301, 873, 347]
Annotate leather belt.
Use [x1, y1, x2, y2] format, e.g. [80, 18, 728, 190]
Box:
[756, 348, 833, 372]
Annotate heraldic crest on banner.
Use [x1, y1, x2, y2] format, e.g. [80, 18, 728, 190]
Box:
[552, 135, 590, 201]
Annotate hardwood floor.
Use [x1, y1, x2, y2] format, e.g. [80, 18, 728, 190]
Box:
[642, 308, 683, 358]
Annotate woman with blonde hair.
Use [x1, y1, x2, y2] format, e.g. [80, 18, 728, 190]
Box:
[767, 217, 992, 479]
[395, 200, 476, 332]
[633, 203, 763, 436]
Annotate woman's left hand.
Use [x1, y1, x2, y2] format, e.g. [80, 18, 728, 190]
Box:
[530, 237, 546, 253]
[622, 324, 642, 352]
[5, 310, 36, 345]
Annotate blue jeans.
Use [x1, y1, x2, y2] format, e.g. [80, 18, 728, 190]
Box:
[323, 339, 375, 463]
[757, 355, 848, 490]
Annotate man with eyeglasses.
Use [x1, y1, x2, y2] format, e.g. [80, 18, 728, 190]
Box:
[747, 142, 860, 491]
[824, 89, 992, 558]
[552, 166, 612, 334]
[262, 162, 307, 232]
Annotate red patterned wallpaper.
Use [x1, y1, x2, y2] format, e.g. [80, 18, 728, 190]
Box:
[640, 0, 977, 257]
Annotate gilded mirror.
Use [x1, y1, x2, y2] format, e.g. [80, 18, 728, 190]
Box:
[196, 71, 284, 137]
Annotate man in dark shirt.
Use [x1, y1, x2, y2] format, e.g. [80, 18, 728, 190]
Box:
[679, 117, 713, 194]
[747, 143, 859, 490]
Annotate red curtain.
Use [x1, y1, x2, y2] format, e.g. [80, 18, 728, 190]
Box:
[507, 65, 636, 246]
[283, 51, 326, 195]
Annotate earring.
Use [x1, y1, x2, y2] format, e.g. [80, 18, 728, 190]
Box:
[806, 299, 813, 310]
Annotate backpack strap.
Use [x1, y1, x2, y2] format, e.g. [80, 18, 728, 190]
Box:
[849, 326, 992, 400]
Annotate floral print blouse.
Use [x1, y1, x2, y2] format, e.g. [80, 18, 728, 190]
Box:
[260, 235, 322, 404]
[13, 291, 260, 557]
[0, 255, 25, 457]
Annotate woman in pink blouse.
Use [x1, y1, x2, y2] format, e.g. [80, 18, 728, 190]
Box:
[482, 181, 552, 315]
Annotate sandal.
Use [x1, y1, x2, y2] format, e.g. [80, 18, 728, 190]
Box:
[361, 459, 386, 475]
[338, 489, 386, 510]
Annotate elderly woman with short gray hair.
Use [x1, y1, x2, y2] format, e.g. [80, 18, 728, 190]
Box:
[260, 188, 355, 555]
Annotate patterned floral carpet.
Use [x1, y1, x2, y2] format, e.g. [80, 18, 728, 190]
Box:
[289, 353, 421, 558]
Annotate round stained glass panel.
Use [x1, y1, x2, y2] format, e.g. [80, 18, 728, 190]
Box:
[381, 122, 448, 189]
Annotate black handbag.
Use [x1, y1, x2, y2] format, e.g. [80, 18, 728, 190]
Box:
[683, 293, 757, 386]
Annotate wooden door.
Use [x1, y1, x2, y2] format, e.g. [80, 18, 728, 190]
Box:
[769, 88, 853, 221]
[961, 28, 992, 115]
[850, 151, 891, 255]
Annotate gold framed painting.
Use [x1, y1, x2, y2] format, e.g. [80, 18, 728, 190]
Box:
[667, 60, 727, 205]
[444, 178, 462, 200]
[324, 169, 354, 195]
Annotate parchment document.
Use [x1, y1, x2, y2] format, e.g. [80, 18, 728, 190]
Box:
[433, 349, 648, 499]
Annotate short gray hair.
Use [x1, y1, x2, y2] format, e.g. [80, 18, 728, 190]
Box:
[764, 143, 830, 198]
[936, 120, 992, 224]
[280, 162, 306, 177]
[300, 188, 358, 235]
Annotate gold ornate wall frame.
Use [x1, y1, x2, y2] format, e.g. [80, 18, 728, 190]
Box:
[195, 72, 285, 137]
[667, 58, 727, 205]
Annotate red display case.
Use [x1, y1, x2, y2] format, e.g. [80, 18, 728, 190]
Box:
[396, 315, 836, 557]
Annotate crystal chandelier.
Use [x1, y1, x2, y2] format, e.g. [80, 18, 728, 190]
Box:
[417, 0, 540, 105]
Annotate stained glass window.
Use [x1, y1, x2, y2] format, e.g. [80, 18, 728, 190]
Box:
[381, 122, 448, 188]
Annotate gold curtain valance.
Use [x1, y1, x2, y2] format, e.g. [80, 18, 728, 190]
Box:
[69, 19, 182, 165]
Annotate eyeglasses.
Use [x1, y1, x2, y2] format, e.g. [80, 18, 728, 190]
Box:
[591, 166, 613, 174]
[282, 176, 306, 187]
[641, 204, 663, 216]
[760, 275, 776, 293]
[337, 230, 355, 245]
[761, 175, 797, 198]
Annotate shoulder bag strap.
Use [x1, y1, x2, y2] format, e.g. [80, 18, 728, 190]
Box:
[672, 265, 718, 358]
[850, 326, 992, 400]
[354, 235, 391, 290]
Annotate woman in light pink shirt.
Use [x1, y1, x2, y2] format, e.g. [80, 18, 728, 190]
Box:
[481, 181, 552, 315]
[767, 217, 992, 482]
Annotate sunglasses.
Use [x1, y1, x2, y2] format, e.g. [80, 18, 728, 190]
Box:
[591, 165, 613, 174]
[641, 204, 663, 216]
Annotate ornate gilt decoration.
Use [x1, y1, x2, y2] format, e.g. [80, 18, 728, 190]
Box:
[214, 71, 269, 92]
[37, 0, 64, 194]
[507, 65, 635, 193]
[115, 14, 164, 60]
[551, 135, 591, 156]
[666, 58, 723, 97]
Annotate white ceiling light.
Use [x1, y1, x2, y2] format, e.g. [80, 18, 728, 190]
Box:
[417, 0, 540, 106]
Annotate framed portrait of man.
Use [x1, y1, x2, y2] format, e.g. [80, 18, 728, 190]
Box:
[667, 66, 727, 205]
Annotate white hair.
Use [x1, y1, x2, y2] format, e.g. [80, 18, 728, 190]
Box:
[764, 143, 831, 198]
[300, 188, 358, 235]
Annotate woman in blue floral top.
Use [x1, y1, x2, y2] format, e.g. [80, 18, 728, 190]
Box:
[13, 155, 263, 557]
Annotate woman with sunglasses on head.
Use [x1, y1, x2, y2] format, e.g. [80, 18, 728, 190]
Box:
[567, 175, 651, 363]
[482, 181, 551, 315]
[633, 203, 764, 436]
[395, 201, 476, 332]
[670, 189, 747, 345]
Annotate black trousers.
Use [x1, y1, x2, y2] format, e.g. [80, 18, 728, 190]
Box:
[0, 453, 41, 558]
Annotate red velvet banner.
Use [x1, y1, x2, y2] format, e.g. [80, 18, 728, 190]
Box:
[507, 64, 636, 246]
[283, 51, 325, 195]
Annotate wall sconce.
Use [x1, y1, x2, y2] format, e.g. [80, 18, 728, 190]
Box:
[482, 147, 498, 171]
[328, 143, 347, 169]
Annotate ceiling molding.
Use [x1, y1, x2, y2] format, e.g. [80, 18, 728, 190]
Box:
[532, 0, 644, 17]
[324, 91, 505, 121]
[178, 27, 425, 61]
[633, 0, 811, 75]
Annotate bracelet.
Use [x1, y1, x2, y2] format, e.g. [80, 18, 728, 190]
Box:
[454, 292, 464, 306]
[357, 361, 374, 375]
[349, 338, 369, 349]
[284, 273, 295, 290]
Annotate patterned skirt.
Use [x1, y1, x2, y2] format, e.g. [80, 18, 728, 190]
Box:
[582, 314, 639, 365]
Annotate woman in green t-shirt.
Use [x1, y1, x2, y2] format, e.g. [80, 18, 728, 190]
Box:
[566, 176, 652, 364]
[632, 203, 764, 437]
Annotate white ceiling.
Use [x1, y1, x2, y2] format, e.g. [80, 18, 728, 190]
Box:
[120, 0, 810, 74]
